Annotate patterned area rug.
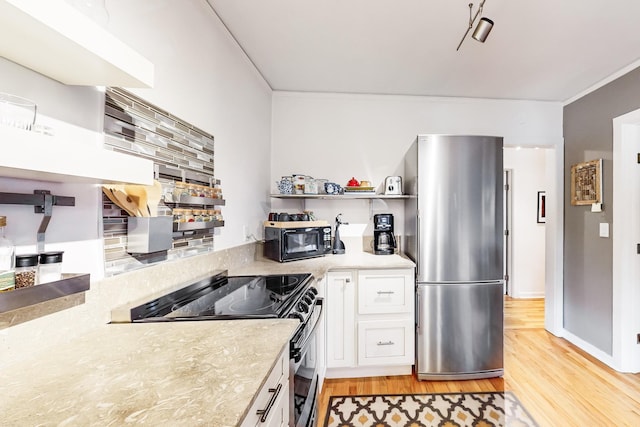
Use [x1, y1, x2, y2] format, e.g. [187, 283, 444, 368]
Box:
[323, 391, 539, 427]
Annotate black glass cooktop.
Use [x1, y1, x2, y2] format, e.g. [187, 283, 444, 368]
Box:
[130, 272, 312, 321]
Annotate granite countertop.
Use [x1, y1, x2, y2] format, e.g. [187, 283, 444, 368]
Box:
[1, 319, 298, 427]
[0, 251, 414, 426]
[229, 251, 416, 279]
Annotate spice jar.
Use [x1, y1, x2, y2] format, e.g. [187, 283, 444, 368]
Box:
[173, 208, 186, 223]
[183, 209, 194, 223]
[173, 182, 188, 201]
[187, 183, 199, 197]
[15, 254, 38, 288]
[193, 209, 206, 222]
[38, 251, 63, 284]
[203, 186, 213, 199]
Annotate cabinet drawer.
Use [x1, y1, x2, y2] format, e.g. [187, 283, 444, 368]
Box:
[358, 269, 414, 314]
[357, 319, 414, 366]
[241, 349, 289, 427]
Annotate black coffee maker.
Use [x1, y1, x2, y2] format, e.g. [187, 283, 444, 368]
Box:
[373, 213, 396, 255]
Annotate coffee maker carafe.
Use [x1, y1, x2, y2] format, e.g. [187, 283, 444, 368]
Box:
[373, 213, 396, 255]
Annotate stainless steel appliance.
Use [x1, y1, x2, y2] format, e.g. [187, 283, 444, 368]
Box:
[112, 270, 322, 427]
[404, 134, 504, 380]
[373, 213, 396, 255]
[264, 221, 332, 262]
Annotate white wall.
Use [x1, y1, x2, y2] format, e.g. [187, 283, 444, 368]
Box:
[106, 0, 273, 249]
[504, 148, 548, 298]
[0, 0, 272, 278]
[271, 91, 563, 240]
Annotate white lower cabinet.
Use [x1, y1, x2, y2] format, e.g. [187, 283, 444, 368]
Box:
[325, 268, 415, 378]
[325, 270, 356, 368]
[241, 348, 289, 427]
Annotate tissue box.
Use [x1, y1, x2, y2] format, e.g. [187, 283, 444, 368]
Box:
[127, 216, 173, 253]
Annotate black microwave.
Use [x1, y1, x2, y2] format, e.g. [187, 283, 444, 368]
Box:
[264, 224, 332, 262]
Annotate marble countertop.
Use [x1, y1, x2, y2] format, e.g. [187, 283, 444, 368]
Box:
[229, 251, 416, 279]
[0, 251, 414, 426]
[1, 319, 298, 427]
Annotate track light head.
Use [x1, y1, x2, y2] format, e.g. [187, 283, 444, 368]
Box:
[472, 17, 494, 42]
[456, 1, 495, 51]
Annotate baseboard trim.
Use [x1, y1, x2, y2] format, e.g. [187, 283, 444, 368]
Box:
[325, 365, 412, 379]
[511, 291, 544, 299]
[561, 328, 618, 371]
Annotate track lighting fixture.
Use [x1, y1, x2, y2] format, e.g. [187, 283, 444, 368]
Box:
[456, 1, 494, 51]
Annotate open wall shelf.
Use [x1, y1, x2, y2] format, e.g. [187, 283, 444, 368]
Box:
[0, 273, 90, 314]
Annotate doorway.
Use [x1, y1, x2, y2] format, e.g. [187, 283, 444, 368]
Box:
[612, 110, 640, 373]
[503, 147, 547, 299]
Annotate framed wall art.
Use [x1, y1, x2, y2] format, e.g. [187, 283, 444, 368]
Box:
[537, 191, 546, 223]
[570, 159, 602, 206]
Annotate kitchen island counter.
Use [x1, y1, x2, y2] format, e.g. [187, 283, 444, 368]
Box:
[1, 318, 297, 427]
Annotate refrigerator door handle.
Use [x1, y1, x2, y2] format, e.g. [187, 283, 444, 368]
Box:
[415, 287, 420, 332]
[416, 210, 421, 279]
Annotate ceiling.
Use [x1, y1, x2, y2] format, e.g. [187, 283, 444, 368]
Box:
[206, 0, 640, 103]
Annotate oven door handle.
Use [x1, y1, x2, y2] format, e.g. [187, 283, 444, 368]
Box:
[291, 299, 323, 363]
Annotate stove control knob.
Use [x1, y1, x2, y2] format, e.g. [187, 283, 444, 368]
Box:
[308, 287, 318, 296]
[303, 295, 314, 306]
[288, 312, 304, 322]
[297, 301, 310, 313]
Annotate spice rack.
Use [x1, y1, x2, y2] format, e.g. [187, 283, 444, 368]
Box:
[156, 165, 225, 234]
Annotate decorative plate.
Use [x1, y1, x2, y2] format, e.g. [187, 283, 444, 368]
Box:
[345, 186, 375, 192]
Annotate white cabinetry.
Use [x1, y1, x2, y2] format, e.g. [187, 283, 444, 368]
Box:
[0, 0, 154, 87]
[325, 268, 415, 378]
[0, 126, 153, 185]
[325, 270, 356, 368]
[241, 347, 289, 427]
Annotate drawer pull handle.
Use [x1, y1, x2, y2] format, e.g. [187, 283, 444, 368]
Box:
[377, 340, 394, 346]
[377, 290, 395, 295]
[256, 383, 282, 422]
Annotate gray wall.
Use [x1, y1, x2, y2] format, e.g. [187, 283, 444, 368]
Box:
[563, 66, 640, 354]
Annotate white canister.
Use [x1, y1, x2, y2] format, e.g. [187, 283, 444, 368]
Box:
[292, 175, 306, 194]
[304, 178, 318, 194]
[38, 251, 64, 284]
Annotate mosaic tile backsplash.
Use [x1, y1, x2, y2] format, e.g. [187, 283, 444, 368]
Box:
[104, 88, 214, 174]
[102, 88, 218, 276]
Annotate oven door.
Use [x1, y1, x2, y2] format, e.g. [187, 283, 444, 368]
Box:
[282, 228, 323, 261]
[290, 299, 322, 427]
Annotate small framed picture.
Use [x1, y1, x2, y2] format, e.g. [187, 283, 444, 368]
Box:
[570, 159, 602, 206]
[537, 191, 546, 224]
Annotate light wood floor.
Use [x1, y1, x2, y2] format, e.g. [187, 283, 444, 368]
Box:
[318, 297, 640, 426]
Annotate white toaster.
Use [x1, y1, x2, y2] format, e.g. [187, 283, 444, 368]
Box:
[384, 176, 403, 195]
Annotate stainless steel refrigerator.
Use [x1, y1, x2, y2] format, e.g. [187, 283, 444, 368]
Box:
[404, 134, 504, 380]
